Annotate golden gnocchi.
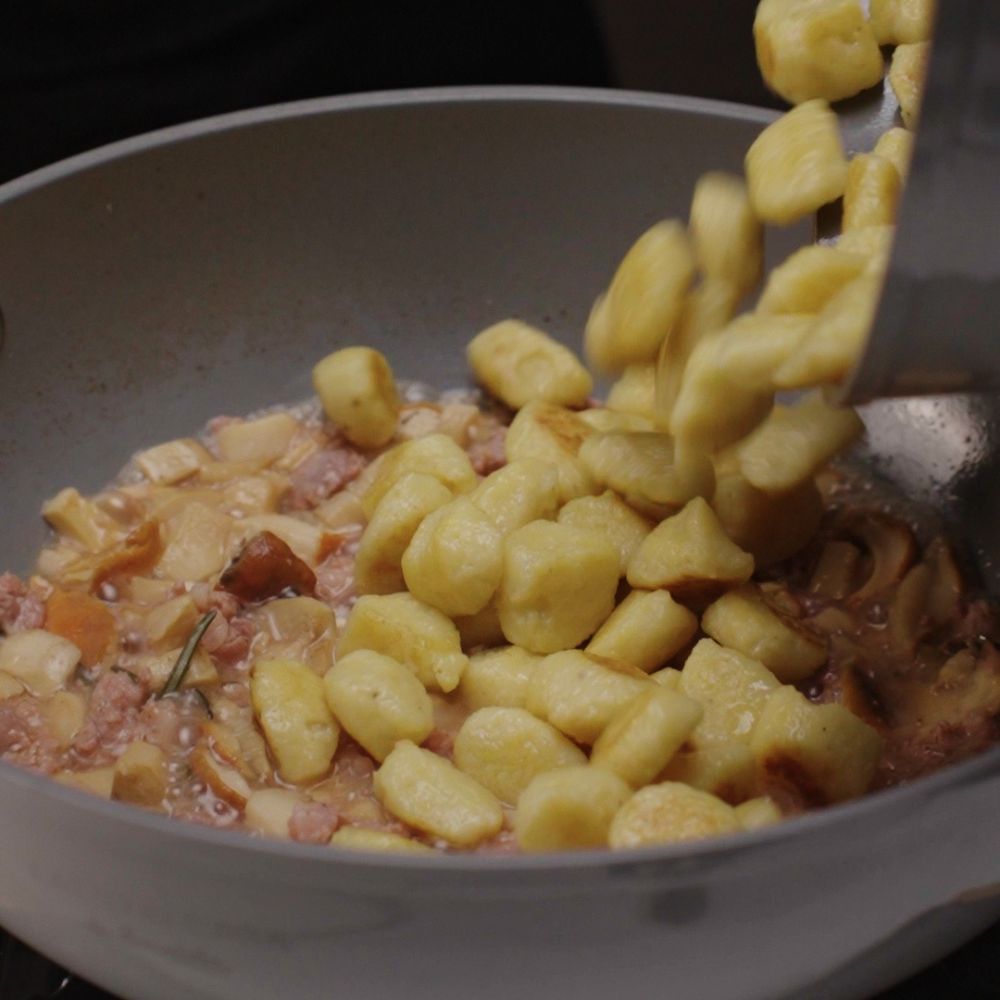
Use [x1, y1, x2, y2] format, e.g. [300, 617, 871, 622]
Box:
[6, 6, 990, 861]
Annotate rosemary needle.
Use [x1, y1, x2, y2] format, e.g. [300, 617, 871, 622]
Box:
[157, 610, 217, 698]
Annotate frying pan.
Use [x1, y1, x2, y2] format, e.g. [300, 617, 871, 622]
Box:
[0, 88, 998, 1000]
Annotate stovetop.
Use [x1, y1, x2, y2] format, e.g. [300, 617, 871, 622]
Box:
[3, 921, 998, 999]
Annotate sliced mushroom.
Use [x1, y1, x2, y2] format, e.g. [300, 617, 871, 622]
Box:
[190, 743, 253, 809]
[759, 582, 805, 620]
[219, 530, 316, 602]
[208, 695, 272, 781]
[839, 664, 887, 727]
[887, 563, 933, 653]
[809, 540, 863, 600]
[845, 514, 917, 605]
[201, 720, 254, 780]
[924, 537, 964, 627]
[60, 520, 163, 591]
[898, 644, 1000, 735]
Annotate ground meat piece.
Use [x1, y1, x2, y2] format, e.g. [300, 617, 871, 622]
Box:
[467, 426, 507, 476]
[286, 445, 368, 510]
[310, 741, 404, 832]
[0, 574, 28, 623]
[0, 695, 61, 772]
[189, 588, 256, 674]
[72, 670, 148, 764]
[336, 741, 377, 782]
[289, 800, 341, 844]
[422, 729, 455, 760]
[181, 585, 250, 665]
[315, 552, 355, 609]
[220, 532, 317, 602]
[190, 585, 241, 620]
[11, 593, 44, 633]
[219, 682, 252, 708]
[209, 619, 256, 676]
[0, 573, 45, 634]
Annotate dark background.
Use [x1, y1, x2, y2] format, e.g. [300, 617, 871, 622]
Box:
[0, 0, 783, 184]
[0, 2, 996, 997]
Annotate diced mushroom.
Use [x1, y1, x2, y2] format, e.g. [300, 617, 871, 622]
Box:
[112, 741, 169, 806]
[43, 690, 88, 749]
[0, 629, 82, 697]
[244, 788, 303, 839]
[220, 531, 317, 602]
[141, 647, 219, 691]
[54, 767, 116, 799]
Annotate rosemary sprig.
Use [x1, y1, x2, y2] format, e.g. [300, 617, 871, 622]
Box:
[157, 610, 217, 698]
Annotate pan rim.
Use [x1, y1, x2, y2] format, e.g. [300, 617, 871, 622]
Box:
[0, 84, 778, 205]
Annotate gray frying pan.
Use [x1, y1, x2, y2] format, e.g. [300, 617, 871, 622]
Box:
[0, 88, 998, 1000]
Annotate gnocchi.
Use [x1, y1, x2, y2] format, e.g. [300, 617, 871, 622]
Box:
[5, 5, 991, 860]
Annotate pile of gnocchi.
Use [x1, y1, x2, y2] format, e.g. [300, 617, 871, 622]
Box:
[296, 0, 935, 850]
[1, 0, 960, 854]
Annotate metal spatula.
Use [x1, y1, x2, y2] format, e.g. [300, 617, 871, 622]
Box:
[827, 0, 1000, 404]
